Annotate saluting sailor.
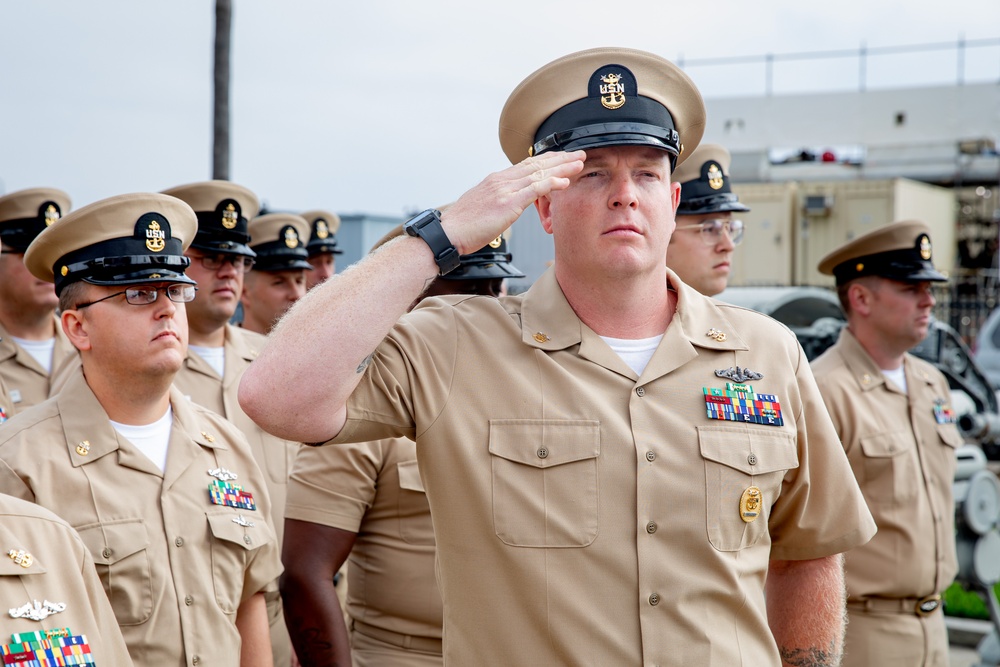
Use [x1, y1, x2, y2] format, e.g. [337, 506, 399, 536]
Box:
[0, 193, 282, 667]
[241, 47, 876, 666]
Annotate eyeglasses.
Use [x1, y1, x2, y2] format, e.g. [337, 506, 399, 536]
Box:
[674, 218, 745, 246]
[192, 253, 256, 273]
[74, 284, 198, 309]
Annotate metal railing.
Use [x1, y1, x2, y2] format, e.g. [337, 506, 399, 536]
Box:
[678, 36, 1000, 97]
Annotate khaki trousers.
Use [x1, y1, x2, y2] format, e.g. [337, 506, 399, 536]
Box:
[843, 606, 949, 667]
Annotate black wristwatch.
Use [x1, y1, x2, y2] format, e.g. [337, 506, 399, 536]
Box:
[403, 209, 461, 275]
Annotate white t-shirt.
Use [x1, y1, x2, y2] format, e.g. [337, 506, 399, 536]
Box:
[882, 366, 908, 393]
[189, 344, 226, 377]
[600, 334, 665, 376]
[11, 336, 55, 374]
[110, 406, 173, 471]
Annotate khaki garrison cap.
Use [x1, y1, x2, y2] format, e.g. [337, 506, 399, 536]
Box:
[24, 193, 197, 295]
[499, 47, 706, 167]
[248, 213, 312, 272]
[673, 144, 750, 215]
[0, 188, 73, 251]
[161, 180, 259, 257]
[301, 209, 343, 257]
[817, 220, 948, 285]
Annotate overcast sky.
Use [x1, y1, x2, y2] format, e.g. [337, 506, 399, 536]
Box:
[2, 1, 999, 217]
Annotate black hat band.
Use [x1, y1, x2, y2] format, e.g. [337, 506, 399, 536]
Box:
[0, 201, 64, 251]
[676, 191, 750, 215]
[832, 249, 947, 285]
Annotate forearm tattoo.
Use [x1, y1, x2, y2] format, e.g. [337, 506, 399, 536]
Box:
[356, 353, 373, 374]
[779, 640, 840, 667]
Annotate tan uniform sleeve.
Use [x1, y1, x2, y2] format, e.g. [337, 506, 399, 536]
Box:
[285, 439, 383, 531]
[767, 344, 877, 560]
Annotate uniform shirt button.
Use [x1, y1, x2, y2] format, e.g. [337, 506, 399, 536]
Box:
[537, 447, 548, 459]
[192, 657, 200, 666]
[636, 386, 645, 397]
[185, 595, 194, 606]
[101, 548, 111, 559]
[747, 453, 757, 466]
[175, 537, 184, 547]
[243, 535, 252, 545]
[645, 451, 656, 462]
[649, 593, 660, 606]
[646, 521, 657, 534]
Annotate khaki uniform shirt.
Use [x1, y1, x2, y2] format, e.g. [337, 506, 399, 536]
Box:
[811, 328, 960, 600]
[173, 324, 299, 543]
[0, 493, 133, 666]
[0, 320, 75, 415]
[328, 268, 877, 666]
[172, 323, 297, 666]
[286, 436, 441, 639]
[0, 369, 283, 667]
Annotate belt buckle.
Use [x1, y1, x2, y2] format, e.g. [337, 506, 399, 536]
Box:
[915, 595, 941, 616]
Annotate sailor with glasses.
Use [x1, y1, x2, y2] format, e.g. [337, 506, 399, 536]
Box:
[164, 180, 300, 667]
[0, 192, 282, 667]
[666, 144, 750, 296]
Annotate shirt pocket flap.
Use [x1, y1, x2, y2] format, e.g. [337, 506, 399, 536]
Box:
[207, 511, 275, 551]
[397, 459, 425, 493]
[860, 431, 910, 458]
[937, 425, 963, 448]
[489, 419, 601, 469]
[699, 426, 799, 475]
[78, 520, 149, 566]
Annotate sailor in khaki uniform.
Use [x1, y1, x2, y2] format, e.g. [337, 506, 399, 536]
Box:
[163, 179, 298, 667]
[242, 47, 877, 666]
[665, 144, 749, 296]
[282, 227, 524, 667]
[302, 210, 343, 290]
[0, 493, 133, 665]
[0, 189, 76, 414]
[0, 193, 282, 666]
[811, 220, 960, 667]
[240, 213, 311, 335]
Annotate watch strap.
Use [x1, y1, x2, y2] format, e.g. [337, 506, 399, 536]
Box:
[404, 209, 461, 275]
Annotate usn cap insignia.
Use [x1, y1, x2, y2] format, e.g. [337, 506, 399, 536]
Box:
[919, 234, 932, 260]
[283, 225, 300, 249]
[136, 213, 171, 253]
[44, 203, 60, 226]
[315, 220, 330, 239]
[222, 202, 239, 229]
[599, 71, 626, 109]
[707, 162, 724, 190]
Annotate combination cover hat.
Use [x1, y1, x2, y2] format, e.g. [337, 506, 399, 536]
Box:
[302, 210, 343, 257]
[0, 188, 72, 251]
[498, 47, 706, 168]
[673, 144, 750, 215]
[24, 192, 197, 295]
[248, 213, 313, 272]
[160, 180, 259, 257]
[817, 219, 948, 285]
